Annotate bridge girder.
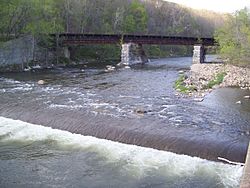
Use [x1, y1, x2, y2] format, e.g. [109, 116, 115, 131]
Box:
[51, 33, 216, 46]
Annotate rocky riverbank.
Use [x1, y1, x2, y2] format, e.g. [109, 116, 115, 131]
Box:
[175, 63, 250, 99]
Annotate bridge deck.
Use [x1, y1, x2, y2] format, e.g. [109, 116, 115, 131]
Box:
[52, 33, 215, 46]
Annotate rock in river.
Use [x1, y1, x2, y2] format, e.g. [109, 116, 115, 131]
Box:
[193, 98, 204, 102]
[134, 109, 148, 115]
[38, 80, 45, 85]
[236, 101, 242, 104]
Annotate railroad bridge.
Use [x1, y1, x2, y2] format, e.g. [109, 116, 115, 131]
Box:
[52, 33, 216, 65]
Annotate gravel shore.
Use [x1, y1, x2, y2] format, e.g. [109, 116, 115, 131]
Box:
[178, 63, 250, 98]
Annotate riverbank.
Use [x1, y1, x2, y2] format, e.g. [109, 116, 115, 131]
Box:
[175, 63, 250, 99]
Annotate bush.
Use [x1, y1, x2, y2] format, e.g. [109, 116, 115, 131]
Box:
[174, 74, 197, 93]
[215, 8, 250, 66]
[203, 72, 226, 89]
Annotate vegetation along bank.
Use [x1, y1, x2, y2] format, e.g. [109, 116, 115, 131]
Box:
[175, 8, 250, 97]
[0, 0, 224, 72]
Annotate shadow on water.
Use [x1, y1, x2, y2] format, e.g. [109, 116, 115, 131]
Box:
[0, 56, 249, 163]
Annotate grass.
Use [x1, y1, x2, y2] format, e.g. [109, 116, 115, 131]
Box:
[174, 74, 197, 94]
[174, 72, 227, 94]
[203, 72, 226, 89]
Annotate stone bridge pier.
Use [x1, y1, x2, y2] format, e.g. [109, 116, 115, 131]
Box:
[120, 43, 148, 65]
[63, 47, 71, 59]
[62, 44, 207, 66]
[193, 44, 205, 64]
[120, 43, 207, 65]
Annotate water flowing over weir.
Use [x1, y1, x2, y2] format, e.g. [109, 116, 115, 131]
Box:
[0, 57, 250, 164]
[0, 117, 243, 188]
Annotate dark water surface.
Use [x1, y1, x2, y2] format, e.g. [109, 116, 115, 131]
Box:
[0, 57, 249, 187]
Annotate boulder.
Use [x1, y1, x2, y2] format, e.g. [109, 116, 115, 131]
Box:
[105, 65, 115, 72]
[244, 96, 250, 99]
[236, 101, 242, 104]
[134, 109, 147, 114]
[38, 80, 45, 85]
[193, 98, 204, 102]
[24, 67, 31, 72]
[178, 70, 184, 74]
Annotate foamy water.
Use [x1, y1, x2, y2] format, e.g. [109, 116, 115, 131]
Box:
[0, 116, 243, 188]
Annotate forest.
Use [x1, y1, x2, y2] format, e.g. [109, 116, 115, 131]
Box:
[215, 8, 250, 66]
[0, 0, 226, 60]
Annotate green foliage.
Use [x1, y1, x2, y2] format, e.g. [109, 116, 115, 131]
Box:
[122, 0, 148, 33]
[203, 72, 226, 89]
[0, 0, 224, 60]
[215, 8, 250, 66]
[23, 0, 64, 35]
[0, 0, 63, 38]
[0, 0, 223, 38]
[174, 74, 197, 94]
[0, 0, 31, 37]
[123, 15, 137, 33]
[59, 56, 70, 65]
[144, 45, 192, 58]
[72, 45, 120, 61]
[145, 46, 163, 57]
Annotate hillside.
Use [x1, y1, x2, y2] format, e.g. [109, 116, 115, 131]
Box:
[0, 0, 226, 60]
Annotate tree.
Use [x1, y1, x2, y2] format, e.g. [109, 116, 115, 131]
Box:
[122, 0, 148, 34]
[0, 0, 32, 38]
[0, 0, 226, 60]
[215, 8, 250, 65]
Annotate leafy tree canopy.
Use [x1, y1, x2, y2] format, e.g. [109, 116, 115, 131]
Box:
[215, 8, 250, 66]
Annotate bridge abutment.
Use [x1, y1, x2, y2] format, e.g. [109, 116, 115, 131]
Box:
[120, 43, 148, 65]
[193, 45, 205, 64]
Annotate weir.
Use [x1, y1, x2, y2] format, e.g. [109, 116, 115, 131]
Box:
[0, 116, 243, 188]
[0, 102, 248, 164]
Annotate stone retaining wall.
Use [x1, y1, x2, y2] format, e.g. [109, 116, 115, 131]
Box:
[0, 35, 55, 72]
[0, 36, 34, 70]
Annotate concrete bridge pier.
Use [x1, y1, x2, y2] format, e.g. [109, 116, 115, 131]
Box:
[193, 44, 205, 64]
[120, 43, 148, 65]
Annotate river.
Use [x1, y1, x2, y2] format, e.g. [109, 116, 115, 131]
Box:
[0, 57, 249, 187]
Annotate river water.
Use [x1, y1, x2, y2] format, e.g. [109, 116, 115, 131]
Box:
[0, 57, 249, 187]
